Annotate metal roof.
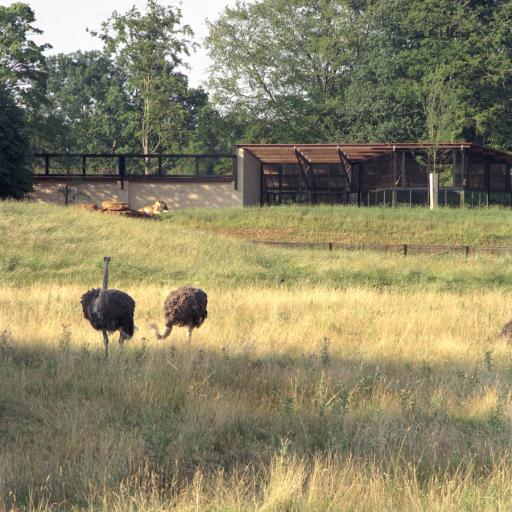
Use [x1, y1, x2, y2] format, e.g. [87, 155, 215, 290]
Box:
[236, 142, 512, 164]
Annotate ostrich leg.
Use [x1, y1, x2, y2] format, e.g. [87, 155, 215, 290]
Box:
[102, 330, 109, 358]
[118, 332, 125, 350]
[187, 327, 193, 342]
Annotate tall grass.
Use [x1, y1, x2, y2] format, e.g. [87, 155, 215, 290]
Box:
[2, 285, 512, 510]
[3, 201, 512, 510]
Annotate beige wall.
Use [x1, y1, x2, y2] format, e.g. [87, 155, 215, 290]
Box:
[31, 178, 243, 210]
[31, 149, 265, 210]
[237, 148, 261, 206]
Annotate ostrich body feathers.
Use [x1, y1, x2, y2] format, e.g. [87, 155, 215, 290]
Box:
[81, 288, 135, 337]
[163, 287, 208, 329]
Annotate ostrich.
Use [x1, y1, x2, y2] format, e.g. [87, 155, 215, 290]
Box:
[499, 320, 512, 339]
[81, 256, 135, 357]
[150, 287, 207, 342]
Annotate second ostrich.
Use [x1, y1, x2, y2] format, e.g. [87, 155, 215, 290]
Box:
[150, 287, 207, 342]
[81, 256, 135, 357]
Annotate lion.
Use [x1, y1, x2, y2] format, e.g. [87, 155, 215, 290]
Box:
[137, 200, 168, 216]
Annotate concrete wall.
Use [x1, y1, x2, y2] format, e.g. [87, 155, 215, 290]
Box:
[31, 177, 243, 210]
[237, 148, 261, 206]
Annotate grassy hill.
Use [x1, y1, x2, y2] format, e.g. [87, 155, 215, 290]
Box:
[3, 201, 512, 292]
[3, 201, 512, 511]
[162, 204, 512, 245]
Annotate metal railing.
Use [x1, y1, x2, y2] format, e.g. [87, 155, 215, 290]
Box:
[33, 152, 237, 179]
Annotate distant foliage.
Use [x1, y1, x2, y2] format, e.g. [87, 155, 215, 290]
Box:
[207, 0, 512, 149]
[0, 85, 32, 199]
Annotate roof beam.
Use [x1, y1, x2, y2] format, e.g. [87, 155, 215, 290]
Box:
[337, 146, 353, 189]
[294, 146, 313, 201]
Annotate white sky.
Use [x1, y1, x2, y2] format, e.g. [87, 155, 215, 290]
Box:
[0, 0, 238, 89]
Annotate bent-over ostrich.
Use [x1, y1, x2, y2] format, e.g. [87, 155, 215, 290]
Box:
[150, 287, 207, 342]
[500, 320, 512, 339]
[81, 256, 135, 357]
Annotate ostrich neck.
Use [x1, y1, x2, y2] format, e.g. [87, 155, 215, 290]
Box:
[98, 261, 109, 304]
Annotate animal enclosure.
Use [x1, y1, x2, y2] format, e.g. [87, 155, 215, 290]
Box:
[238, 143, 512, 207]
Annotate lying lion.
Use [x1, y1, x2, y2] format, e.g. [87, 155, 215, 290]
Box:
[138, 200, 168, 216]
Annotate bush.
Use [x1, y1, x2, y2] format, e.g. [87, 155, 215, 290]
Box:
[0, 85, 32, 199]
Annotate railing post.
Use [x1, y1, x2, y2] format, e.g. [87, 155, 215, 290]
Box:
[195, 157, 200, 176]
[118, 155, 126, 190]
[82, 156, 86, 176]
[118, 155, 126, 177]
[45, 155, 49, 175]
[158, 155, 163, 175]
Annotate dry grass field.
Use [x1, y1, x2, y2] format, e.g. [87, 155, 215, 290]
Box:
[3, 202, 512, 510]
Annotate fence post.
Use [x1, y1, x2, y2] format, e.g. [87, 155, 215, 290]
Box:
[328, 242, 333, 251]
[158, 156, 163, 175]
[403, 244, 408, 256]
[82, 156, 86, 176]
[195, 157, 200, 176]
[465, 245, 470, 257]
[44, 155, 49, 175]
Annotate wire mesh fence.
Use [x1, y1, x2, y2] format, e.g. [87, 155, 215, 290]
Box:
[251, 240, 512, 257]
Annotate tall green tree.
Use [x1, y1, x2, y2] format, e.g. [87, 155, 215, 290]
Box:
[0, 2, 48, 107]
[43, 51, 138, 153]
[206, 0, 358, 143]
[0, 84, 32, 198]
[93, 0, 198, 169]
[207, 0, 512, 149]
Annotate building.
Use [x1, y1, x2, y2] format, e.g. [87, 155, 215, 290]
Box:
[31, 142, 512, 209]
[236, 142, 512, 207]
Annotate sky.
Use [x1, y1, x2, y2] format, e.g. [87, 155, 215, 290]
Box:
[0, 0, 238, 89]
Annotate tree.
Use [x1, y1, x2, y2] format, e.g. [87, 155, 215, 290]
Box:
[0, 84, 32, 199]
[0, 2, 48, 108]
[93, 0, 197, 172]
[43, 51, 139, 153]
[206, 0, 357, 143]
[207, 0, 512, 150]
[420, 67, 463, 208]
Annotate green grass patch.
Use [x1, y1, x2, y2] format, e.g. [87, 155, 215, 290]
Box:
[3, 201, 512, 292]
[162, 204, 512, 246]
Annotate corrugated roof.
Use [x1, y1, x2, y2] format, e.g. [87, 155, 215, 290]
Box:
[236, 142, 512, 164]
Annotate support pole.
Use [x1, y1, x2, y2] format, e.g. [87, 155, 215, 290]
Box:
[401, 151, 407, 187]
[429, 172, 438, 210]
[485, 159, 491, 206]
[118, 155, 126, 190]
[506, 162, 511, 206]
[392, 151, 398, 207]
[259, 162, 264, 206]
[278, 165, 283, 205]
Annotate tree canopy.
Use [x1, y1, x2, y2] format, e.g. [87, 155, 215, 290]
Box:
[206, 0, 512, 149]
[0, 84, 32, 198]
[0, 0, 510, 186]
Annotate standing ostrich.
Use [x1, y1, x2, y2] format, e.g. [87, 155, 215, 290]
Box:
[81, 256, 135, 357]
[150, 287, 207, 342]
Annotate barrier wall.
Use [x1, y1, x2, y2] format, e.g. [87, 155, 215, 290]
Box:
[31, 176, 243, 210]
